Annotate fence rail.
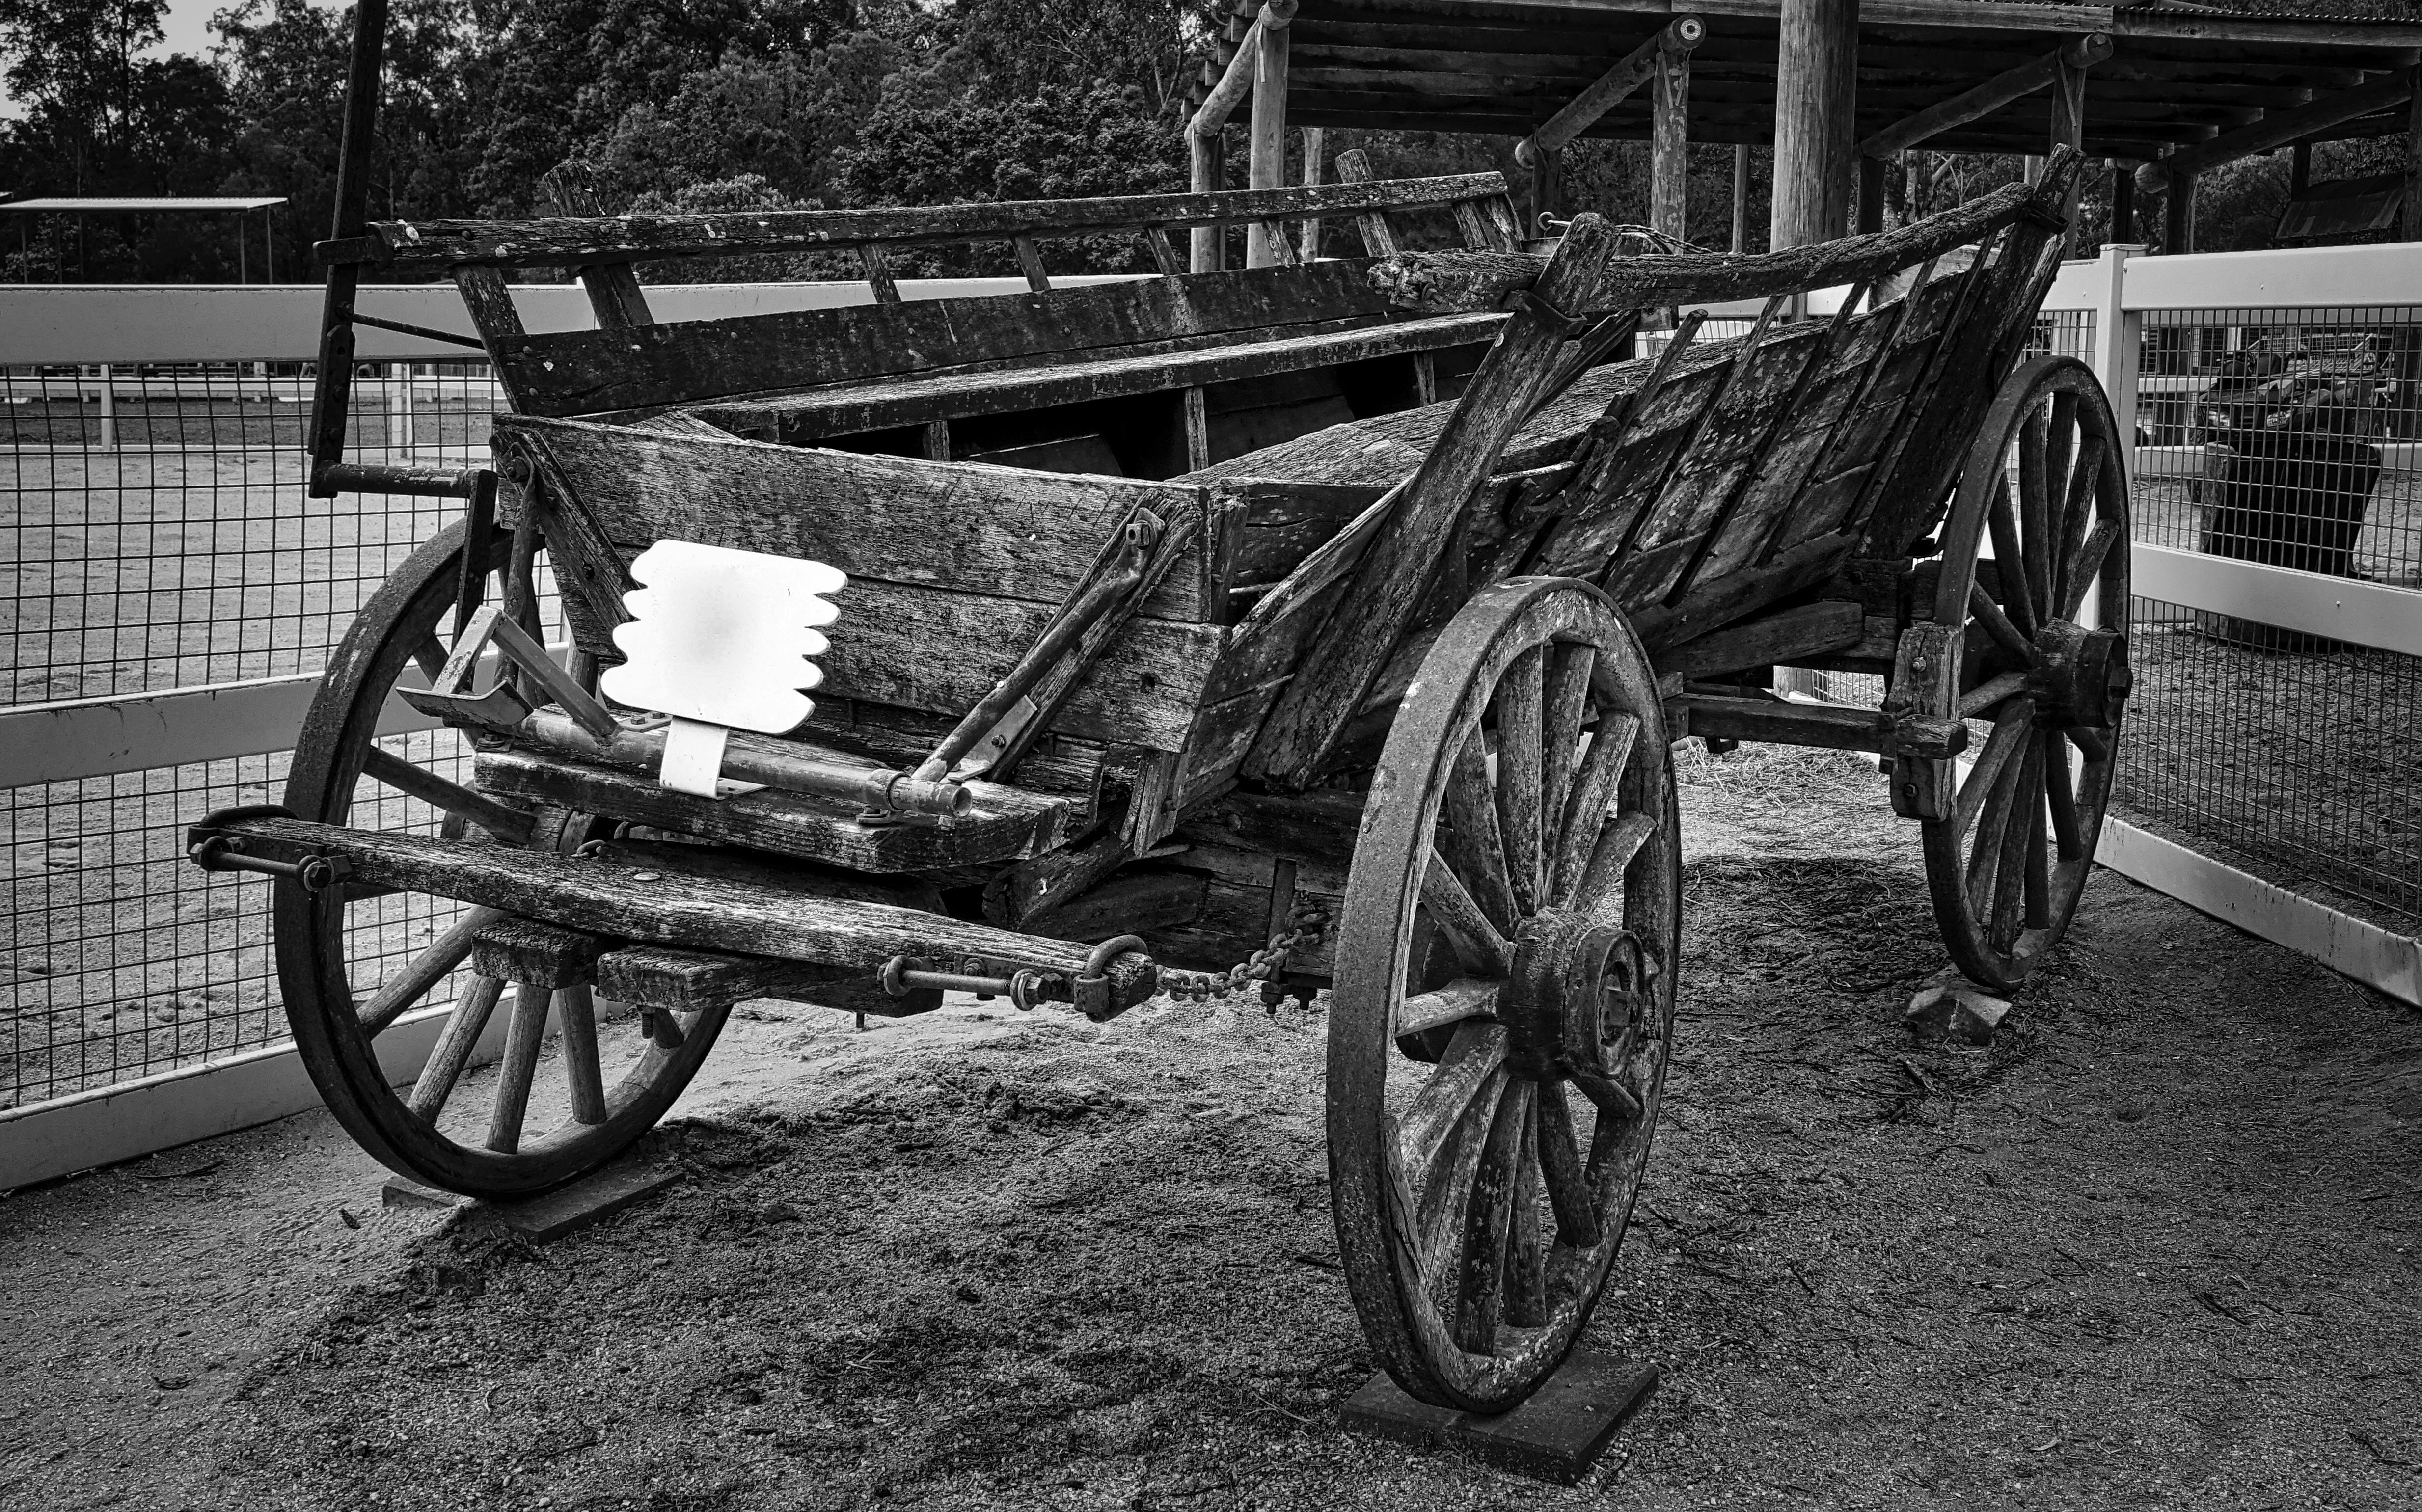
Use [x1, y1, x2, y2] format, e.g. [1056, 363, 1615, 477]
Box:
[4, 251, 2420, 1189]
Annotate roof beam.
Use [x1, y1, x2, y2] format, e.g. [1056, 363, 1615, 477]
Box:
[1513, 15, 1705, 168]
[1857, 33, 2110, 157]
[2137, 70, 2415, 187]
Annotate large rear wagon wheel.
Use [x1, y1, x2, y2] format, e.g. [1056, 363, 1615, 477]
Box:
[1329, 576, 1681, 1412]
[275, 518, 730, 1198]
[1898, 356, 2132, 992]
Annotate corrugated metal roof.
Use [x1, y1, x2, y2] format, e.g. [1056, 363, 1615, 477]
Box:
[0, 196, 286, 212]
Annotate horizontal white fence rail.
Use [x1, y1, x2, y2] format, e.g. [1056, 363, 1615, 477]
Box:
[0, 276, 1145, 365]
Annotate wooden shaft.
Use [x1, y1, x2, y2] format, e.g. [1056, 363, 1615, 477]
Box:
[2136, 72, 2414, 189]
[2165, 166, 2197, 255]
[1857, 156, 1885, 234]
[2111, 161, 2136, 243]
[1651, 38, 1691, 244]
[1515, 16, 1703, 170]
[2291, 139, 2311, 195]
[1246, 4, 1293, 268]
[1730, 143, 1751, 252]
[2407, 67, 2422, 242]
[1772, 0, 1859, 248]
[516, 708, 970, 816]
[1860, 35, 2111, 160]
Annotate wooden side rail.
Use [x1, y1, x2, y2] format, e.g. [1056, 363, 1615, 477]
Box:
[321, 174, 1514, 271]
[1366, 167, 2062, 319]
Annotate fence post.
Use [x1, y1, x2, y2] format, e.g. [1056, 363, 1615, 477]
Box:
[96, 363, 116, 452]
[2090, 243, 2142, 469]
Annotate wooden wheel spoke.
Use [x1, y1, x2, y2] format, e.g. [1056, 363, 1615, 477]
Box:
[1985, 479, 2039, 639]
[1533, 1080, 1602, 1248]
[362, 747, 535, 845]
[1966, 580, 2041, 667]
[1953, 699, 2035, 842]
[1451, 1080, 1533, 1352]
[2057, 518, 2122, 622]
[1420, 852, 1515, 978]
[1964, 733, 2033, 918]
[486, 981, 553, 1154]
[1573, 809, 1658, 913]
[2066, 724, 2111, 765]
[1956, 669, 2033, 719]
[2023, 778, 2052, 931]
[2018, 406, 2053, 621]
[1411, 1062, 1508, 1279]
[2051, 433, 2107, 612]
[357, 904, 507, 1035]
[1986, 743, 2042, 948]
[1442, 734, 1521, 931]
[1569, 1065, 1644, 1122]
[1398, 977, 1500, 1039]
[1504, 1096, 1549, 1327]
[1549, 712, 1640, 905]
[406, 973, 506, 1120]
[1540, 644, 1596, 864]
[1398, 1021, 1510, 1173]
[2043, 731, 2086, 860]
[558, 985, 608, 1125]
[1494, 647, 1548, 915]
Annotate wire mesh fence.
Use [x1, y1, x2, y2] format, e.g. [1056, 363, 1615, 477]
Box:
[3, 359, 521, 1106]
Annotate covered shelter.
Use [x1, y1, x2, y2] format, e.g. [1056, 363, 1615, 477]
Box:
[1187, 0, 2422, 257]
[0, 196, 288, 283]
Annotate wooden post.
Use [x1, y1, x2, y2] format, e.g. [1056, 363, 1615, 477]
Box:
[2407, 66, 2422, 241]
[1857, 157, 1884, 234]
[2165, 168, 2197, 255]
[1246, 2, 1295, 268]
[1189, 129, 1225, 273]
[1299, 126, 1325, 259]
[2050, 44, 2088, 250]
[1772, 0, 1859, 248]
[2111, 161, 2135, 245]
[1516, 16, 1703, 181]
[1651, 33, 1691, 244]
[1731, 142, 1751, 252]
[2291, 139, 2311, 195]
[1530, 145, 1564, 240]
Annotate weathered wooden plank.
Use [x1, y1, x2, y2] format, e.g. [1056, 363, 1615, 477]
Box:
[474, 749, 1068, 873]
[1653, 600, 1866, 680]
[594, 944, 940, 1019]
[1141, 874, 1341, 977]
[1247, 216, 1620, 786]
[202, 812, 1159, 1008]
[1176, 786, 1364, 870]
[469, 918, 605, 988]
[1026, 868, 1208, 942]
[503, 416, 1212, 621]
[349, 174, 1516, 270]
[685, 314, 1506, 442]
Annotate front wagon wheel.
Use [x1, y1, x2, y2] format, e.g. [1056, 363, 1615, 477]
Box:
[1328, 577, 1682, 1413]
[274, 519, 730, 1198]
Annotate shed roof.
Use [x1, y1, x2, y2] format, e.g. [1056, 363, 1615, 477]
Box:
[1206, 0, 2422, 161]
[0, 197, 287, 212]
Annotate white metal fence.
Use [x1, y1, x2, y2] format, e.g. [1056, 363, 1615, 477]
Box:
[3, 251, 2418, 1188]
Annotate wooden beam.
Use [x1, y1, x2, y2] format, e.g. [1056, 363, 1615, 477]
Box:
[1247, 2, 1296, 268]
[2111, 159, 2136, 243]
[1514, 16, 1704, 170]
[1652, 29, 1692, 244]
[2407, 66, 2422, 240]
[2135, 71, 2416, 188]
[1857, 155, 1884, 233]
[1731, 142, 1752, 250]
[2051, 41, 2090, 246]
[1859, 34, 2111, 158]
[1772, 0, 1859, 248]
[2165, 164, 2197, 254]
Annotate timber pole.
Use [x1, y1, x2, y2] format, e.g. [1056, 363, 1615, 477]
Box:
[2164, 164, 2197, 255]
[1731, 142, 1751, 252]
[2050, 39, 2088, 249]
[1189, 0, 1298, 273]
[2111, 162, 2135, 245]
[1246, 0, 1295, 267]
[1772, 0, 1859, 249]
[1651, 26, 1692, 244]
[1516, 16, 1704, 174]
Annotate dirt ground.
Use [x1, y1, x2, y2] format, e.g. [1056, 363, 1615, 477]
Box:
[2, 742, 2417, 1512]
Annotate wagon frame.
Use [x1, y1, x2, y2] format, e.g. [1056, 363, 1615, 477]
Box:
[191, 142, 2132, 1412]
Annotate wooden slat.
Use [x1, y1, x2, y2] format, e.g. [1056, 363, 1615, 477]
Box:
[345, 174, 1515, 269]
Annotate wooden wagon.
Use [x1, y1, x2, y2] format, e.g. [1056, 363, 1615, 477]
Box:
[191, 147, 2132, 1412]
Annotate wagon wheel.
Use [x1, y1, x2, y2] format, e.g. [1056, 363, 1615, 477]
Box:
[275, 518, 731, 1198]
[1898, 355, 2132, 992]
[1330, 576, 1682, 1412]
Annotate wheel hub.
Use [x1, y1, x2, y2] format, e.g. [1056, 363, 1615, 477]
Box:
[1501, 908, 1652, 1082]
[2029, 621, 2131, 729]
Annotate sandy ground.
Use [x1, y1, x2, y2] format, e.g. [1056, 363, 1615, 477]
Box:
[1, 743, 2416, 1512]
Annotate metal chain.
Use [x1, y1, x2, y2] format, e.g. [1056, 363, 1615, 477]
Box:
[1158, 900, 1330, 1002]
